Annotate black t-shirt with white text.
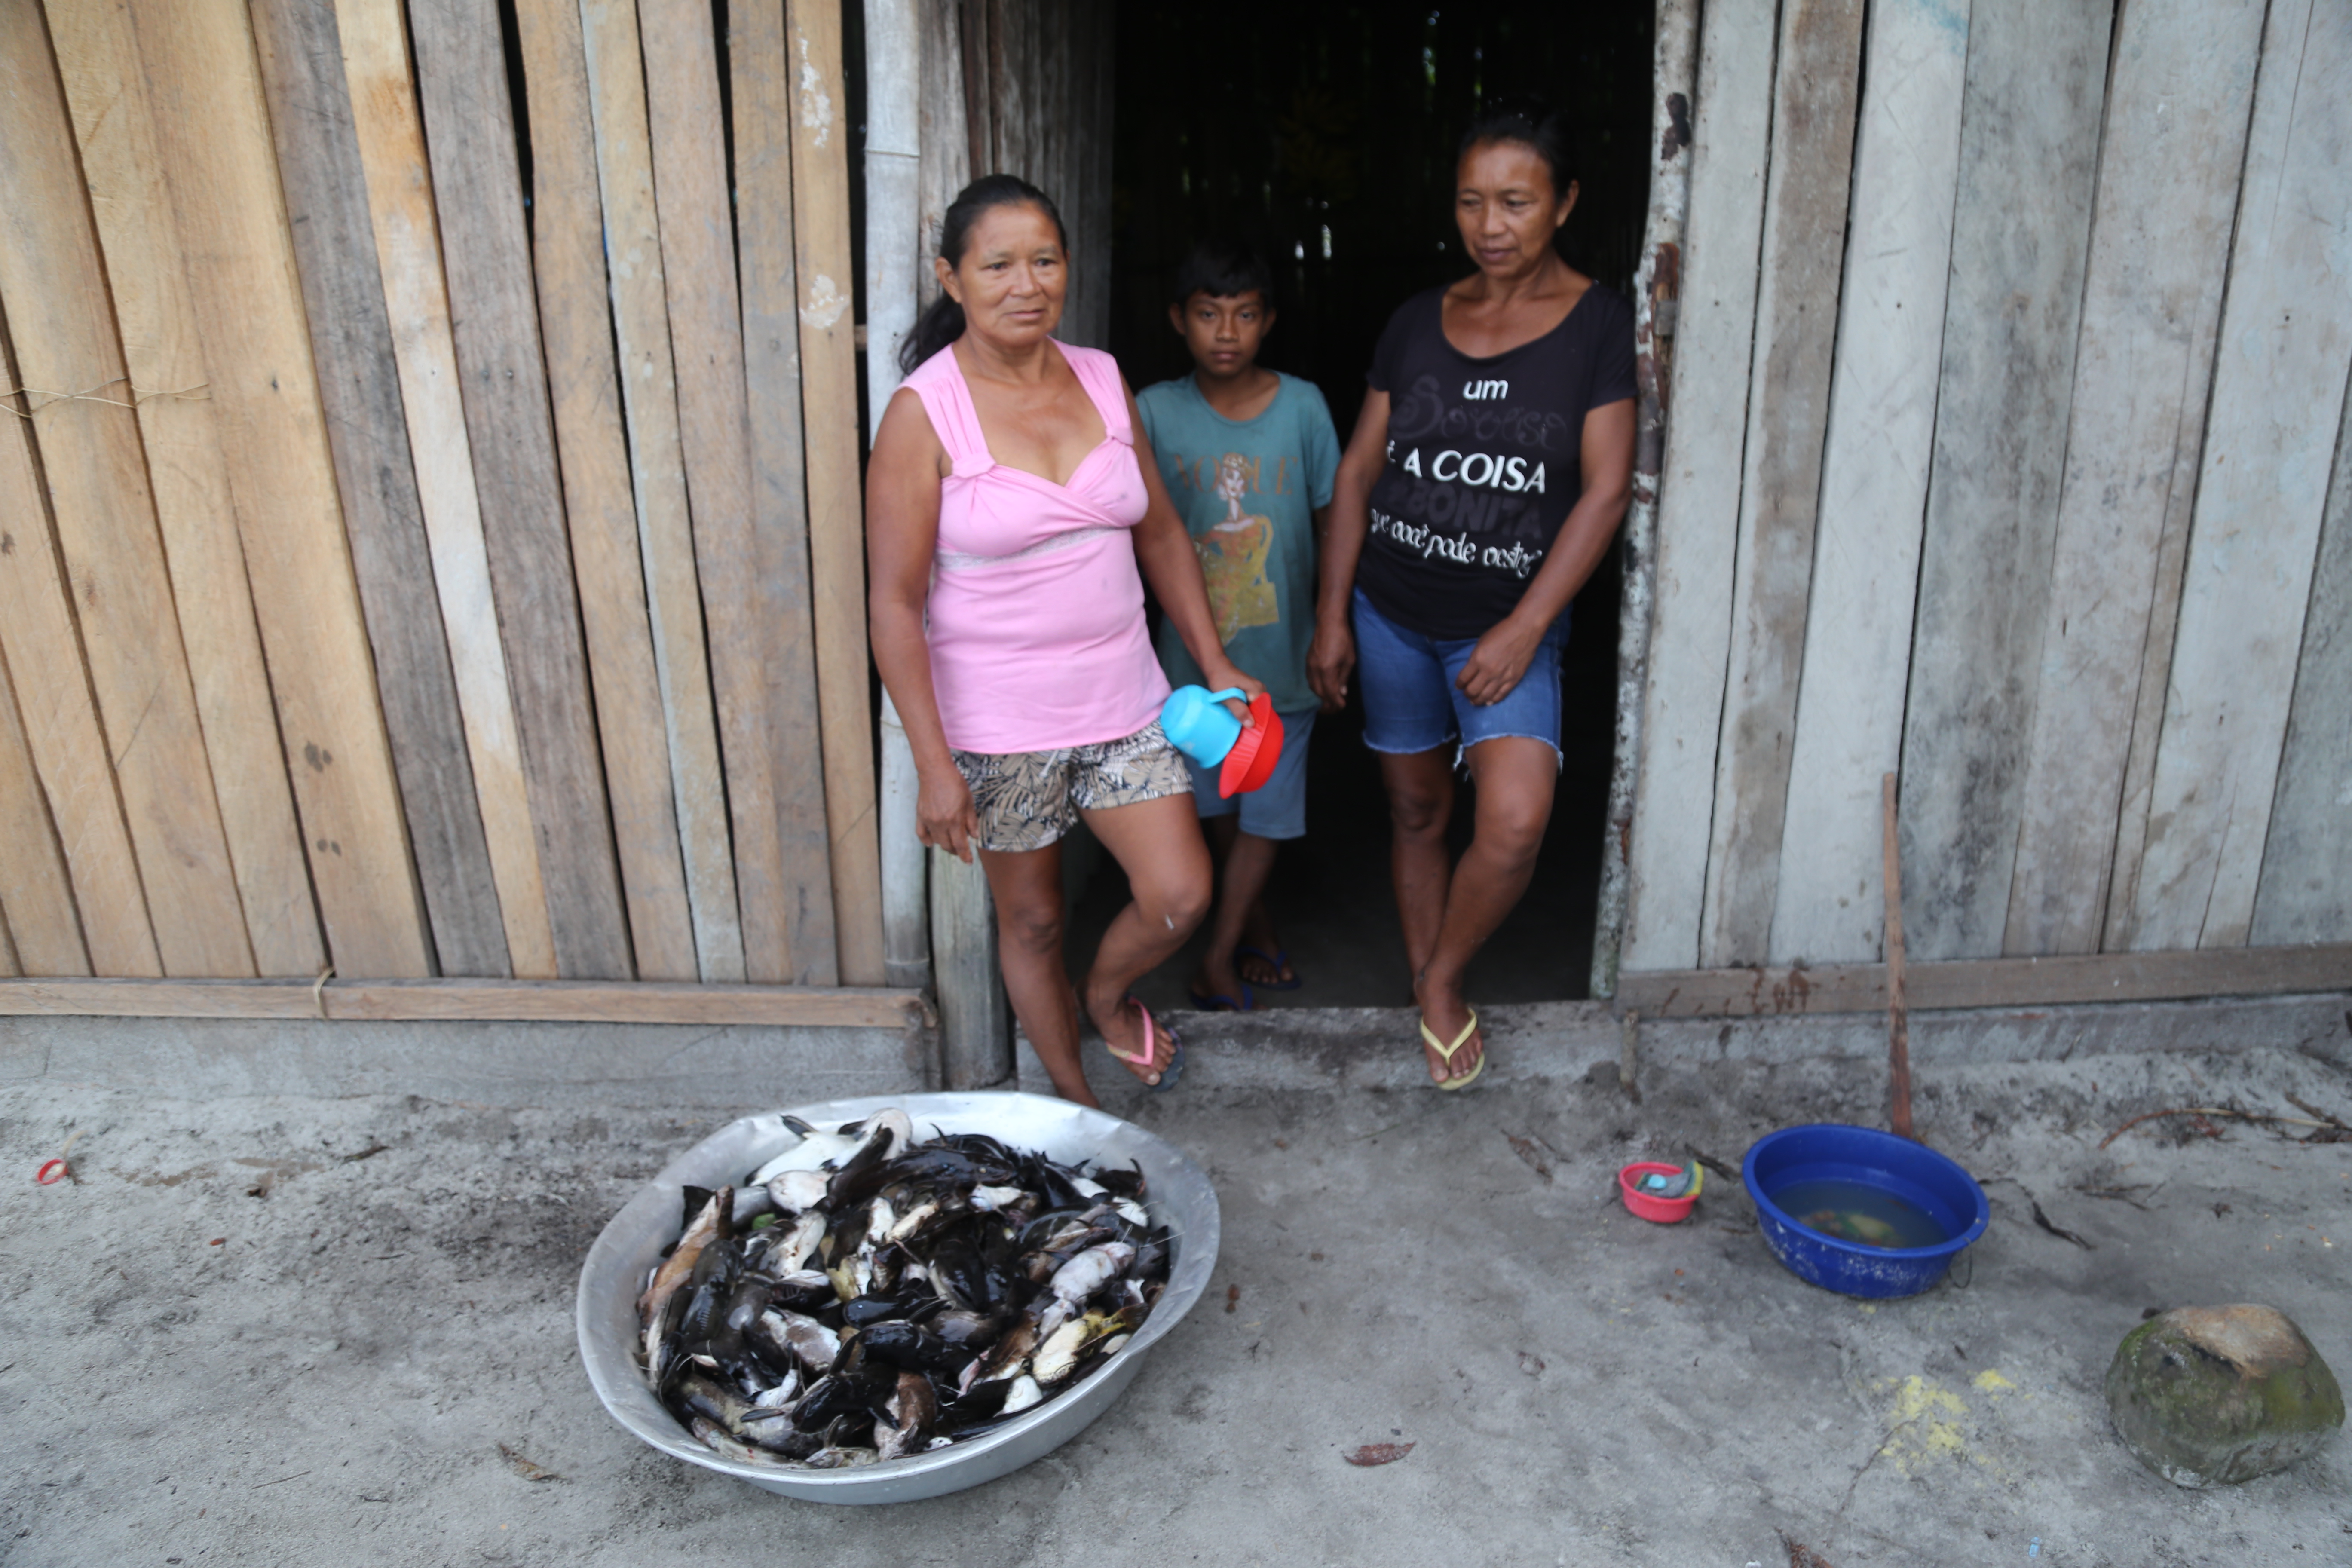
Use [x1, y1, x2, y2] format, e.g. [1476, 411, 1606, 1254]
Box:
[1357, 282, 1636, 639]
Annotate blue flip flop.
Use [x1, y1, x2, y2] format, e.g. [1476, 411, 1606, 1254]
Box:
[1236, 944, 1302, 992]
[1187, 978, 1256, 1012]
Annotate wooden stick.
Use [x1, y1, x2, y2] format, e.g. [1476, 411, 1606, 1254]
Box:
[730, 0, 839, 986]
[332, 0, 557, 980]
[0, 975, 924, 1029]
[0, 629, 89, 975]
[46, 0, 327, 978]
[1882, 770, 1913, 1139]
[2099, 1106, 2335, 1149]
[0, 6, 255, 977]
[576, 0, 745, 983]
[510, 0, 699, 982]
[786, 0, 885, 986]
[406, 0, 635, 981]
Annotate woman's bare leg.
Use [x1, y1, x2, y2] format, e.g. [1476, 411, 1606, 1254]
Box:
[1408, 736, 1556, 1082]
[1079, 792, 1213, 1080]
[1378, 746, 1456, 980]
[976, 841, 1097, 1105]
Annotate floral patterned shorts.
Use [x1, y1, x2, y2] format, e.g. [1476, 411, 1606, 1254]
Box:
[951, 721, 1193, 854]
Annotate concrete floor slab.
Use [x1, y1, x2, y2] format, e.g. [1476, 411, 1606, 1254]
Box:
[2, 1033, 2347, 1565]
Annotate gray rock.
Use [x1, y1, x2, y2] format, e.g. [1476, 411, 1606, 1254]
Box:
[2106, 1305, 2343, 1487]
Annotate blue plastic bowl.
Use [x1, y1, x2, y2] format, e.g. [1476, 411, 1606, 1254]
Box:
[1743, 1124, 1989, 1299]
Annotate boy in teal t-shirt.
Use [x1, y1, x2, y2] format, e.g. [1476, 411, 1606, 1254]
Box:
[1138, 240, 1341, 1011]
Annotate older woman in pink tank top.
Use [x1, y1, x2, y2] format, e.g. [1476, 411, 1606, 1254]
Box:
[868, 175, 1263, 1106]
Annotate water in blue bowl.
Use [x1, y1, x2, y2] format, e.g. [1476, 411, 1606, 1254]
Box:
[1772, 1177, 1948, 1250]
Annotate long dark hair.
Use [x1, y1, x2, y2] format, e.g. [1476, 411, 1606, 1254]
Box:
[1457, 95, 1579, 199]
[900, 174, 1070, 374]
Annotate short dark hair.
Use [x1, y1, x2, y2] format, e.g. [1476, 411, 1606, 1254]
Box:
[1170, 239, 1276, 313]
[900, 174, 1069, 374]
[1458, 95, 1579, 198]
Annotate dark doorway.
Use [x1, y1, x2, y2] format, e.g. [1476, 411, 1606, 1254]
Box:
[1074, 2, 1654, 1013]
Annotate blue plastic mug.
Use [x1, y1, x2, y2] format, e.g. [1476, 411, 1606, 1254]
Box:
[1159, 686, 1248, 768]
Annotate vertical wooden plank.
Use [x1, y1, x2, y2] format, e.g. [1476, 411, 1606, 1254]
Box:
[639, 0, 799, 985]
[0, 5, 254, 978]
[917, 0, 971, 295]
[406, 0, 634, 980]
[577, 0, 746, 982]
[1622, 0, 1778, 973]
[0, 323, 157, 974]
[2129, 0, 2352, 951]
[511, 0, 699, 981]
[44, 0, 325, 978]
[733, 0, 840, 984]
[787, 0, 886, 985]
[232, 0, 483, 975]
[1770, 0, 1973, 964]
[0, 555, 91, 975]
[2254, 385, 2352, 943]
[327, 0, 556, 980]
[1894, 0, 2114, 962]
[1693, 0, 1864, 969]
[2005, 0, 2266, 956]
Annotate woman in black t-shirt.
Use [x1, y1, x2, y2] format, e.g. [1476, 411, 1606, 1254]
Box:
[1308, 100, 1635, 1091]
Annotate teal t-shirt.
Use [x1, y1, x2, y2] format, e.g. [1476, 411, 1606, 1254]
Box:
[1137, 371, 1341, 714]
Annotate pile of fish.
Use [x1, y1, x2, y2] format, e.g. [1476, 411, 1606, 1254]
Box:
[636, 1108, 1170, 1469]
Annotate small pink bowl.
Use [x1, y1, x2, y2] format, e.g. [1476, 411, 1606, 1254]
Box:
[1619, 1161, 1698, 1224]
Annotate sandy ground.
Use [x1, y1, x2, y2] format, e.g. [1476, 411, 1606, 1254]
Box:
[2, 1034, 2346, 1567]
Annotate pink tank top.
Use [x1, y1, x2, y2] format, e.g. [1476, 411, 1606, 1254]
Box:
[902, 340, 1171, 753]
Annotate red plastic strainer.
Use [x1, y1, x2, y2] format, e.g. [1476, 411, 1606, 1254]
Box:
[1216, 694, 1283, 797]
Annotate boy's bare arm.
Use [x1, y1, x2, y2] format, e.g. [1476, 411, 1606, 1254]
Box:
[1309, 389, 1390, 710]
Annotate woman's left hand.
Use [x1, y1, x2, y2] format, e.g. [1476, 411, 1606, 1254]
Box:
[1455, 615, 1546, 707]
[1202, 660, 1267, 723]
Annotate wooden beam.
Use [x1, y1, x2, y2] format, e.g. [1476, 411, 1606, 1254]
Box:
[0, 300, 158, 977]
[786, 0, 885, 985]
[1896, 0, 2114, 961]
[640, 0, 803, 986]
[1617, 945, 2352, 1020]
[407, 0, 635, 980]
[201, 0, 460, 977]
[510, 0, 699, 981]
[1768, 0, 1970, 963]
[730, 0, 839, 984]
[1622, 0, 1776, 971]
[0, 629, 89, 975]
[2255, 348, 2352, 942]
[1695, 0, 1865, 968]
[0, 975, 926, 1029]
[2006, 0, 2266, 955]
[577, 0, 746, 982]
[2127, 0, 2352, 951]
[0, 4, 255, 977]
[44, 0, 326, 979]
[329, 0, 557, 979]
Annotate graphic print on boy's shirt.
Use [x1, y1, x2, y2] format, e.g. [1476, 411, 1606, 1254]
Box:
[1357, 284, 1635, 639]
[1197, 453, 1279, 643]
[1138, 371, 1341, 714]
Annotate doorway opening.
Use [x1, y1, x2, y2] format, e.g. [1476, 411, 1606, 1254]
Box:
[1066, 2, 1654, 1013]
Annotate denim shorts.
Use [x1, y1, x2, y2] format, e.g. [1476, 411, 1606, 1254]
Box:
[1353, 588, 1568, 759]
[1187, 705, 1316, 840]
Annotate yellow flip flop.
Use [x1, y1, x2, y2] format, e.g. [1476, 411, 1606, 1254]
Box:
[1418, 1007, 1485, 1091]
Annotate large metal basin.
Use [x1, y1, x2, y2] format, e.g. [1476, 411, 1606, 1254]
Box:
[576, 1092, 1221, 1503]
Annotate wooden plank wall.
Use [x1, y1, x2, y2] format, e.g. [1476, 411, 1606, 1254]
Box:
[1620, 0, 2352, 976]
[0, 0, 881, 991]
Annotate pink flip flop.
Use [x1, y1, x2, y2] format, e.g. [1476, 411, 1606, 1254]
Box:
[1104, 996, 1185, 1091]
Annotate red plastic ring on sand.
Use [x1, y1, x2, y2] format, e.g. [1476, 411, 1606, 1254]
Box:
[34, 1158, 67, 1185]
